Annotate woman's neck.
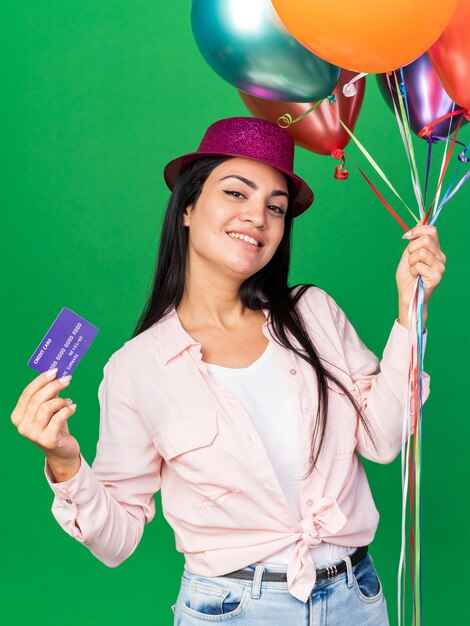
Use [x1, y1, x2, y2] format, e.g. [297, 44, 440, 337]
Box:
[176, 267, 252, 331]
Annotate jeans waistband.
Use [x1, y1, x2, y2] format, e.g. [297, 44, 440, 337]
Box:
[231, 546, 367, 598]
[240, 545, 361, 573]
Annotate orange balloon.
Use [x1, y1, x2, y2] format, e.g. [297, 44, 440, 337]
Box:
[271, 0, 459, 74]
[239, 70, 365, 155]
[428, 0, 470, 110]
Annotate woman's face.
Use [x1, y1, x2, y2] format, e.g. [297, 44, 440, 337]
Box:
[183, 157, 289, 281]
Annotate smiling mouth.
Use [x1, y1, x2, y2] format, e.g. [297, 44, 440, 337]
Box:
[226, 232, 262, 247]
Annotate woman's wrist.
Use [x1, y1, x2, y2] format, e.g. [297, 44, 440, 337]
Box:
[46, 454, 81, 483]
[398, 301, 428, 329]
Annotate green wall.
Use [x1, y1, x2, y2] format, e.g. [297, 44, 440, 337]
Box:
[2, 2, 468, 624]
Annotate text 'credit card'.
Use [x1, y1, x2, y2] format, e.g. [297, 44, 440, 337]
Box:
[28, 307, 99, 377]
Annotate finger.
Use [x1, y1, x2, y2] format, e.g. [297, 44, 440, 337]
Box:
[17, 399, 74, 442]
[419, 267, 443, 289]
[406, 236, 447, 264]
[408, 248, 445, 271]
[12, 370, 71, 425]
[28, 397, 74, 435]
[406, 233, 443, 257]
[409, 252, 445, 277]
[36, 405, 77, 451]
[409, 261, 446, 282]
[409, 261, 429, 279]
[13, 375, 72, 434]
[14, 369, 59, 413]
[403, 224, 439, 242]
[23, 376, 72, 424]
[409, 262, 443, 283]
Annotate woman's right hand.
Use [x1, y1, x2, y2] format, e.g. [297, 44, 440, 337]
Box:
[11, 368, 81, 481]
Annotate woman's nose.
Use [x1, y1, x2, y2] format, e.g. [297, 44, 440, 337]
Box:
[239, 200, 266, 226]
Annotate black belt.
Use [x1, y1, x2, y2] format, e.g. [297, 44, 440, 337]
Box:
[222, 545, 368, 583]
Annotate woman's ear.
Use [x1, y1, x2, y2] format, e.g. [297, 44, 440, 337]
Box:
[183, 204, 193, 227]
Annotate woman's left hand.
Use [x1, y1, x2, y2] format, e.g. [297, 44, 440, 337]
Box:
[396, 222, 446, 311]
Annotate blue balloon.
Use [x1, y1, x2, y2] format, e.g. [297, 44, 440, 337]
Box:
[191, 0, 340, 103]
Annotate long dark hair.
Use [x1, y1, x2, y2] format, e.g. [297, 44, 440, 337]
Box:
[133, 156, 375, 477]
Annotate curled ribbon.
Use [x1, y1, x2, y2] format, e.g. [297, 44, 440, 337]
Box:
[418, 108, 467, 138]
[277, 99, 324, 129]
[331, 149, 349, 180]
[429, 135, 470, 163]
[342, 72, 367, 97]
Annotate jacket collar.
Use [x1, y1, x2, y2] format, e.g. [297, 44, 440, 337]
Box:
[152, 306, 271, 366]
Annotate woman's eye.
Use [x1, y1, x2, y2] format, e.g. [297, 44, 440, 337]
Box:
[268, 204, 287, 215]
[223, 190, 286, 215]
[223, 189, 245, 198]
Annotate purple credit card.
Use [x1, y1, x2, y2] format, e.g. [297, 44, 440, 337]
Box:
[28, 307, 99, 377]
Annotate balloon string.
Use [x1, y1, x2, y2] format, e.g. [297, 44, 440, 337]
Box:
[401, 271, 426, 626]
[387, 68, 433, 626]
[385, 73, 423, 214]
[408, 130, 470, 625]
[399, 276, 421, 626]
[386, 74, 414, 202]
[432, 114, 464, 209]
[334, 111, 419, 222]
[277, 99, 324, 128]
[413, 204, 430, 626]
[385, 72, 425, 217]
[439, 138, 470, 192]
[432, 135, 469, 160]
[424, 139, 433, 207]
[355, 165, 410, 230]
[414, 275, 425, 626]
[418, 108, 467, 138]
[398, 349, 413, 626]
[422, 129, 467, 211]
[398, 67, 411, 126]
[430, 168, 470, 224]
[432, 106, 455, 212]
[426, 140, 470, 225]
[393, 72, 425, 216]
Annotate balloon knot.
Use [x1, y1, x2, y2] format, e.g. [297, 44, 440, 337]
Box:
[418, 125, 432, 138]
[327, 94, 337, 104]
[465, 110, 470, 121]
[331, 148, 344, 160]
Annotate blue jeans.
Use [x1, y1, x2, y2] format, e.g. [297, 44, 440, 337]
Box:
[171, 548, 390, 625]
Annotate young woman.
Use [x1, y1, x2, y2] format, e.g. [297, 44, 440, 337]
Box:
[11, 117, 445, 625]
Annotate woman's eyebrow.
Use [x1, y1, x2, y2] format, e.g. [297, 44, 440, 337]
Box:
[219, 174, 289, 198]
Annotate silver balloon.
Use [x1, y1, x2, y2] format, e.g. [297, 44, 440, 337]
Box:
[191, 0, 340, 102]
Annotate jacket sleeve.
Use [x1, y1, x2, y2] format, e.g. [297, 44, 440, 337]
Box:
[332, 295, 431, 464]
[44, 354, 163, 566]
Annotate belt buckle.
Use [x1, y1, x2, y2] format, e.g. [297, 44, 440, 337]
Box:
[326, 565, 338, 579]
